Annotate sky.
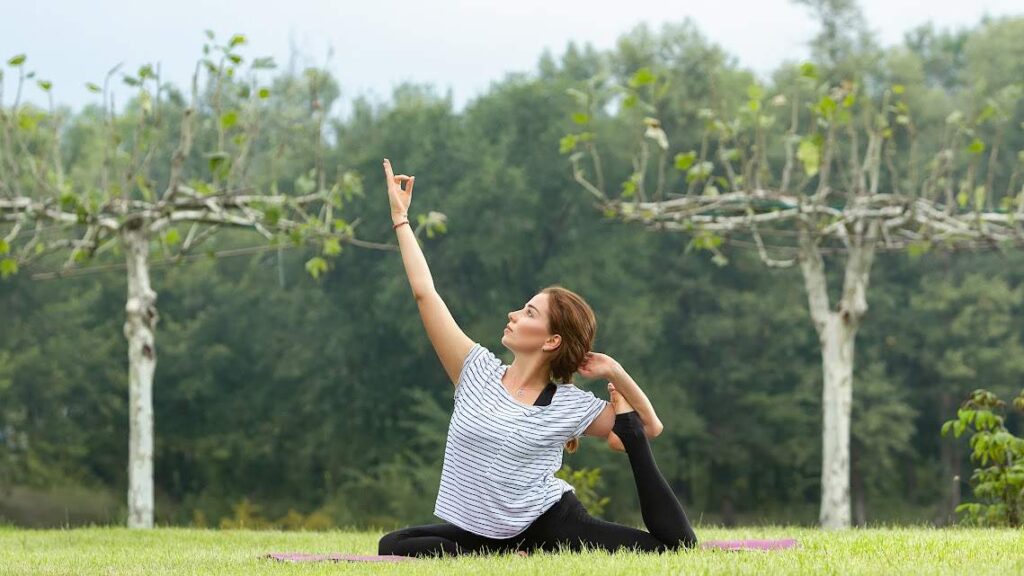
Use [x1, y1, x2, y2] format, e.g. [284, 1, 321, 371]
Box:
[2, 0, 1021, 117]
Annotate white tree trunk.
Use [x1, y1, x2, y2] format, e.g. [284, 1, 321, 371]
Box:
[122, 226, 159, 528]
[819, 313, 855, 528]
[798, 222, 876, 529]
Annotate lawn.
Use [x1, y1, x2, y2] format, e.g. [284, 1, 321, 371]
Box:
[1, 525, 1022, 575]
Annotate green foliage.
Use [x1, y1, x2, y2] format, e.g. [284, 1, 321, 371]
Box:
[941, 389, 1024, 527]
[304, 256, 328, 279]
[555, 465, 610, 517]
[214, 498, 335, 531]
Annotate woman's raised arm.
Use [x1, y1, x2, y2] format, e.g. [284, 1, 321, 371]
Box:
[384, 158, 473, 387]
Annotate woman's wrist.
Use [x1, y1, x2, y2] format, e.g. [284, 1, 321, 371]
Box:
[392, 212, 408, 224]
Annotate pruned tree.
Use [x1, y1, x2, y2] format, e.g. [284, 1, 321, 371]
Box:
[562, 59, 1024, 527]
[0, 35, 443, 528]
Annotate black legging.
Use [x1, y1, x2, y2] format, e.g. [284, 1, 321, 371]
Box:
[378, 411, 698, 557]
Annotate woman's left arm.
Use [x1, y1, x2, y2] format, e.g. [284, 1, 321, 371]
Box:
[608, 364, 664, 437]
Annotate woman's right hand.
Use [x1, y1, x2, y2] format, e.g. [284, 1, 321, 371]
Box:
[383, 158, 414, 222]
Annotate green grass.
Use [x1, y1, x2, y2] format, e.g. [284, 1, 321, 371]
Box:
[1, 525, 1022, 575]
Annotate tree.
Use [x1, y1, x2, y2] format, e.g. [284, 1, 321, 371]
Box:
[0, 35, 443, 527]
[561, 19, 1024, 527]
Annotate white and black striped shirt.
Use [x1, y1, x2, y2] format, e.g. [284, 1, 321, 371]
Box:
[433, 342, 609, 539]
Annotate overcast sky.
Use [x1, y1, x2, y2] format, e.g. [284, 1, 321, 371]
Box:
[2, 1, 1020, 116]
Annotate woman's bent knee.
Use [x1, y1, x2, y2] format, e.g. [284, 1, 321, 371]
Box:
[377, 529, 405, 555]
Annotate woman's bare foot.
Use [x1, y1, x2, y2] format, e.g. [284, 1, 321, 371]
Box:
[605, 383, 637, 452]
[608, 382, 636, 414]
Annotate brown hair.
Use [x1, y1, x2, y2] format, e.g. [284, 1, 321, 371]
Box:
[539, 285, 597, 454]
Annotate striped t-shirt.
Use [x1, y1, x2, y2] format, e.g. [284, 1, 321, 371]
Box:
[433, 342, 609, 539]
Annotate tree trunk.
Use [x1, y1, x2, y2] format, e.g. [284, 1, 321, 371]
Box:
[798, 222, 876, 529]
[122, 225, 159, 528]
[820, 313, 856, 528]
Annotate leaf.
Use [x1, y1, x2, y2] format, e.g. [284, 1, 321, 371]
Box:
[0, 239, 7, 255]
[572, 112, 590, 125]
[7, 54, 26, 67]
[892, 84, 905, 95]
[205, 29, 215, 40]
[797, 138, 820, 177]
[229, 34, 247, 47]
[0, 258, 18, 279]
[322, 237, 341, 256]
[220, 110, 239, 129]
[258, 87, 271, 99]
[628, 67, 655, 88]
[674, 151, 696, 171]
[85, 82, 101, 93]
[967, 138, 985, 155]
[941, 421, 954, 436]
[36, 80, 51, 92]
[621, 178, 636, 198]
[559, 134, 578, 155]
[305, 256, 328, 280]
[816, 95, 836, 118]
[799, 62, 817, 79]
[164, 228, 181, 246]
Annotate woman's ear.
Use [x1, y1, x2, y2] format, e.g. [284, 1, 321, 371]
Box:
[544, 333, 561, 352]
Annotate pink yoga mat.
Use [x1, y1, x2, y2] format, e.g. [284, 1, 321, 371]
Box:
[701, 538, 799, 551]
[265, 553, 418, 562]
[264, 539, 798, 562]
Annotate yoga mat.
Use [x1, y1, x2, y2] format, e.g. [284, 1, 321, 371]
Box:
[265, 553, 418, 563]
[701, 538, 799, 551]
[264, 540, 798, 562]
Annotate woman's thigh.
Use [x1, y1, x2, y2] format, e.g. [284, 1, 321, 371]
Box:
[524, 491, 670, 554]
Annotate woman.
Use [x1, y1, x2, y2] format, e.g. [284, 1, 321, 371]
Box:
[377, 158, 697, 557]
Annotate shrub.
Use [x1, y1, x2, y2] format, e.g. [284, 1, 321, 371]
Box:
[941, 388, 1024, 527]
[555, 464, 610, 516]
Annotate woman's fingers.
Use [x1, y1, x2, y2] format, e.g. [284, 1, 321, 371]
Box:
[383, 159, 395, 184]
[394, 174, 415, 195]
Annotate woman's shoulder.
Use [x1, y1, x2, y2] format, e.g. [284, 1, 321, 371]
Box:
[556, 382, 602, 403]
[458, 342, 503, 385]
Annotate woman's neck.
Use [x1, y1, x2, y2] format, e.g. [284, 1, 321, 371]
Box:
[503, 358, 551, 392]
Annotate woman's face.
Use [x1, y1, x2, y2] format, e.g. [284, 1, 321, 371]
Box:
[503, 293, 556, 352]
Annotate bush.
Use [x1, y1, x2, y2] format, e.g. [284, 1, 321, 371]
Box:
[211, 498, 336, 531]
[555, 464, 610, 516]
[941, 388, 1024, 527]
